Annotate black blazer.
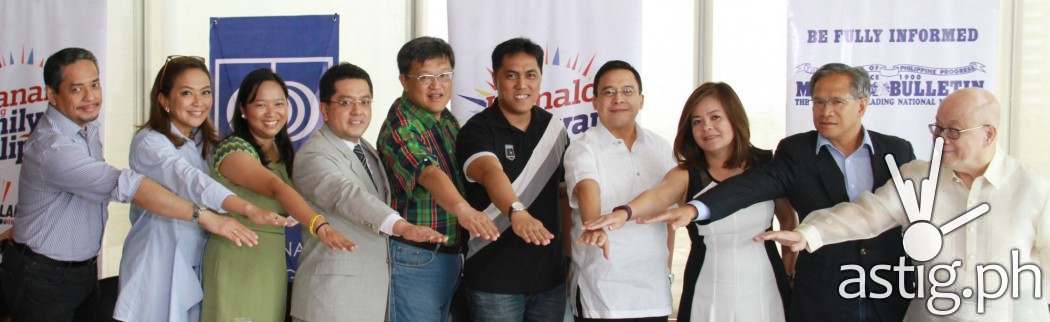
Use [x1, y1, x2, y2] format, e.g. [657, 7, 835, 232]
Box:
[695, 130, 915, 322]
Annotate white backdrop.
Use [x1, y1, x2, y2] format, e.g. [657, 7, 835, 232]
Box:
[787, 0, 999, 158]
[447, 0, 642, 138]
[0, 0, 107, 237]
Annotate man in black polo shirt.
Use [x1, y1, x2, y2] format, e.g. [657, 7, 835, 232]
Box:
[456, 37, 569, 321]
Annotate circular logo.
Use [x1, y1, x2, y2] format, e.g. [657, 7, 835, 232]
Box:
[224, 80, 320, 142]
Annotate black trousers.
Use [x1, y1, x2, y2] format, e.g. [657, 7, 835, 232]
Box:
[0, 242, 99, 322]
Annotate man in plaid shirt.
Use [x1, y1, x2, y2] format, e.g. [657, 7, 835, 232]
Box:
[377, 36, 500, 322]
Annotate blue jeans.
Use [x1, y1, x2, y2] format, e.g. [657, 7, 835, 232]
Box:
[388, 239, 463, 322]
[468, 283, 566, 322]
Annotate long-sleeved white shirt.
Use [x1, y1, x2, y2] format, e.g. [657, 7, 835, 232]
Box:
[798, 150, 1050, 321]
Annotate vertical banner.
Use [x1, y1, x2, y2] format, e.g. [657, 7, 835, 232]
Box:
[209, 14, 338, 280]
[0, 0, 107, 235]
[447, 0, 642, 137]
[787, 0, 998, 156]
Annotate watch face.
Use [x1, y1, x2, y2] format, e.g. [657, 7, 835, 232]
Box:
[511, 202, 526, 212]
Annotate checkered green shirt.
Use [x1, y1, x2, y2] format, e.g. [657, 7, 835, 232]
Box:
[377, 95, 465, 246]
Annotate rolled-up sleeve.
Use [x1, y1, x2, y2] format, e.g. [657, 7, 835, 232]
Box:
[381, 125, 440, 195]
[111, 169, 145, 203]
[131, 133, 233, 212]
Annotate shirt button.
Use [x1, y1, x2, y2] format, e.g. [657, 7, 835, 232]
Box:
[860, 248, 868, 255]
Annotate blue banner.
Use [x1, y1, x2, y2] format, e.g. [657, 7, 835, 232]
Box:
[209, 14, 338, 280]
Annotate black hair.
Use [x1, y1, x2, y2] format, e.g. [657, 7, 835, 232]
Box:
[397, 36, 455, 75]
[320, 62, 373, 102]
[491, 37, 544, 74]
[43, 47, 98, 92]
[592, 60, 643, 97]
[229, 68, 296, 176]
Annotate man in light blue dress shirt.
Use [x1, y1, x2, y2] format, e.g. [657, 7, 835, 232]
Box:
[0, 47, 259, 322]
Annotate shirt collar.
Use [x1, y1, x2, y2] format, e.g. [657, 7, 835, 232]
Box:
[168, 122, 199, 142]
[977, 149, 1006, 188]
[342, 137, 361, 150]
[593, 122, 646, 146]
[816, 128, 874, 156]
[488, 101, 540, 133]
[46, 106, 94, 138]
[398, 93, 453, 128]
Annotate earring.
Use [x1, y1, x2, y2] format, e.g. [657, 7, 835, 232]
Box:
[241, 114, 246, 118]
[164, 108, 170, 113]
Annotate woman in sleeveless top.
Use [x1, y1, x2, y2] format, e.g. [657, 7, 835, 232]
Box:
[584, 82, 796, 322]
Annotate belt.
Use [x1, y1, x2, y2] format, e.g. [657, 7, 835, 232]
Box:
[391, 236, 463, 254]
[6, 242, 96, 268]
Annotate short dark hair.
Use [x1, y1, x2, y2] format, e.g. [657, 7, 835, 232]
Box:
[43, 47, 98, 92]
[319, 62, 373, 102]
[397, 36, 455, 75]
[810, 63, 871, 99]
[491, 37, 544, 74]
[592, 60, 642, 97]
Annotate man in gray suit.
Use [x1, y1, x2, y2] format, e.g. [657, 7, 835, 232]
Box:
[291, 63, 447, 321]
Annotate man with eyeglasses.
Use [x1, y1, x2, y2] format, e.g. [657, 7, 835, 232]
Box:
[759, 88, 1050, 321]
[290, 63, 448, 322]
[563, 60, 676, 321]
[624, 63, 916, 322]
[453, 37, 570, 321]
[377, 37, 500, 322]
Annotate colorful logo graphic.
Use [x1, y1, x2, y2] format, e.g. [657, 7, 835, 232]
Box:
[457, 47, 601, 135]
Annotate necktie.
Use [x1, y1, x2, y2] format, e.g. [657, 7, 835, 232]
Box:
[353, 144, 379, 192]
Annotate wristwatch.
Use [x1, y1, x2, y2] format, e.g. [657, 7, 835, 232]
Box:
[507, 201, 527, 217]
[192, 205, 203, 224]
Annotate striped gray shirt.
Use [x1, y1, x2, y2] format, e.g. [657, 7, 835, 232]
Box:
[14, 107, 144, 261]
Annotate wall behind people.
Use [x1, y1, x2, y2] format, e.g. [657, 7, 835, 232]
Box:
[100, 0, 139, 278]
[96, 0, 1049, 279]
[98, 0, 410, 278]
[418, 0, 697, 146]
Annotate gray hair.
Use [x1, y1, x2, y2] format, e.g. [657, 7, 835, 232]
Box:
[810, 63, 871, 99]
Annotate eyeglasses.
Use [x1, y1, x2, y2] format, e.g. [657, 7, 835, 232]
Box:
[158, 55, 206, 85]
[329, 97, 372, 108]
[599, 86, 638, 98]
[413, 71, 453, 86]
[811, 96, 855, 108]
[928, 123, 988, 140]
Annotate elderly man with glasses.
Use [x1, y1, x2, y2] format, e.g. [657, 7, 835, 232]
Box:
[760, 88, 1050, 321]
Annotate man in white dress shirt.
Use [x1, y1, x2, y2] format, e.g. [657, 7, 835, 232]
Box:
[564, 60, 676, 321]
[760, 88, 1050, 321]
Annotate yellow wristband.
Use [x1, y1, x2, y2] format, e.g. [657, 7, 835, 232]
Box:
[308, 214, 323, 236]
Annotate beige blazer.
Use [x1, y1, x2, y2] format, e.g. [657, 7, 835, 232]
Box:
[290, 125, 395, 322]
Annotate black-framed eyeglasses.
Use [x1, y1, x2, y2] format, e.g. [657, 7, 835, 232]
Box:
[928, 123, 989, 140]
[414, 71, 453, 86]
